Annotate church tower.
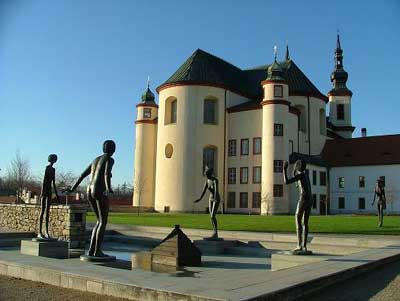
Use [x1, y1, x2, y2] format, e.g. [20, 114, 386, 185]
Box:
[328, 34, 354, 138]
[133, 83, 158, 209]
[261, 52, 290, 214]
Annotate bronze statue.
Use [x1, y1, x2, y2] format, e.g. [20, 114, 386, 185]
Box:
[194, 167, 221, 240]
[37, 154, 59, 240]
[371, 178, 386, 227]
[68, 140, 115, 259]
[283, 160, 312, 254]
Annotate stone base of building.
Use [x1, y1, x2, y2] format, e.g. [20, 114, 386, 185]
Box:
[21, 240, 69, 259]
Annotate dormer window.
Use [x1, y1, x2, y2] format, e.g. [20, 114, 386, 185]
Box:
[274, 85, 283, 98]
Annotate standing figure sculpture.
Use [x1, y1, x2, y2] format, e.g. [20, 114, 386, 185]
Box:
[194, 167, 221, 240]
[37, 154, 59, 240]
[371, 178, 386, 227]
[283, 160, 313, 254]
[68, 140, 115, 260]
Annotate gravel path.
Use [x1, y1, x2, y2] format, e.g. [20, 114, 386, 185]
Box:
[0, 275, 127, 301]
[301, 259, 400, 301]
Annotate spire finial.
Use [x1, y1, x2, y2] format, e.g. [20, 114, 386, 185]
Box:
[273, 45, 278, 61]
[147, 75, 150, 89]
[336, 30, 341, 50]
[285, 41, 290, 61]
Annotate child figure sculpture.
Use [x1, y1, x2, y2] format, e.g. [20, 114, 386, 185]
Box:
[68, 140, 115, 260]
[194, 166, 221, 240]
[37, 154, 59, 240]
[283, 160, 313, 254]
[371, 178, 386, 227]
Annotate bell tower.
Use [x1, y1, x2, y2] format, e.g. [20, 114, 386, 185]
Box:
[328, 34, 354, 138]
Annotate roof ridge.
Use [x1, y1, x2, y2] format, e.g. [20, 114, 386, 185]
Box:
[328, 134, 400, 141]
[194, 48, 243, 72]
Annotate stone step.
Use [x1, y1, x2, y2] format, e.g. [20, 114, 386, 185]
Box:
[0, 231, 35, 240]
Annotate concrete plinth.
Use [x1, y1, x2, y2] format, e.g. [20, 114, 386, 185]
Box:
[21, 240, 69, 259]
[194, 239, 238, 254]
[80, 254, 116, 262]
[271, 252, 335, 271]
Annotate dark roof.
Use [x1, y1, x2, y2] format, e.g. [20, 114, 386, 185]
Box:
[322, 135, 400, 167]
[289, 152, 327, 167]
[157, 49, 328, 102]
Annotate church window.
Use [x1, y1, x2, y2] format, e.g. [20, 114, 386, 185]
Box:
[312, 171, 317, 185]
[358, 198, 365, 210]
[338, 197, 345, 209]
[240, 167, 248, 184]
[203, 146, 217, 175]
[204, 98, 218, 124]
[320, 171, 327, 186]
[241, 139, 249, 155]
[312, 194, 317, 209]
[165, 97, 177, 124]
[228, 140, 237, 156]
[339, 177, 344, 188]
[273, 160, 283, 173]
[253, 137, 262, 154]
[143, 108, 151, 119]
[274, 124, 283, 136]
[359, 176, 365, 188]
[319, 109, 326, 135]
[239, 192, 248, 208]
[253, 166, 261, 183]
[274, 85, 283, 97]
[227, 192, 236, 208]
[273, 184, 283, 197]
[252, 192, 261, 208]
[228, 168, 236, 184]
[337, 104, 344, 120]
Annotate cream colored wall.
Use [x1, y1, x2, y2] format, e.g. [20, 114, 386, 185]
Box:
[289, 96, 327, 155]
[133, 106, 158, 208]
[155, 86, 229, 212]
[329, 95, 352, 127]
[225, 109, 262, 214]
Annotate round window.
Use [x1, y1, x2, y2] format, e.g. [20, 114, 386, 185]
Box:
[165, 144, 173, 158]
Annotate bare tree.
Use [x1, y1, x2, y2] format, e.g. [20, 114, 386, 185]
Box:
[56, 170, 77, 190]
[133, 178, 147, 215]
[6, 150, 31, 192]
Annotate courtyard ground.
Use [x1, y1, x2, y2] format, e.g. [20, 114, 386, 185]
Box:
[88, 212, 400, 235]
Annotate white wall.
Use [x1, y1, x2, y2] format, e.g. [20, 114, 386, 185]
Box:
[329, 164, 400, 214]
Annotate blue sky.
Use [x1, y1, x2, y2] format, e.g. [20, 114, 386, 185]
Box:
[0, 0, 399, 185]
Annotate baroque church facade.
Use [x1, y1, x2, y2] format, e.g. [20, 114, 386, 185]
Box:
[132, 36, 400, 215]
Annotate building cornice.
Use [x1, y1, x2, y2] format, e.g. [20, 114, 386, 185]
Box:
[135, 119, 158, 125]
[136, 103, 159, 108]
[260, 79, 287, 85]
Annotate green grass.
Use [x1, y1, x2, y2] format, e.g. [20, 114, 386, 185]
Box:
[87, 212, 400, 235]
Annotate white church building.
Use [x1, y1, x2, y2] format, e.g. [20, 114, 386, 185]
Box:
[133, 35, 400, 215]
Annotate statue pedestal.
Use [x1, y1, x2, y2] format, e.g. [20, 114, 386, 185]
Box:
[193, 239, 238, 254]
[80, 254, 116, 262]
[21, 239, 68, 259]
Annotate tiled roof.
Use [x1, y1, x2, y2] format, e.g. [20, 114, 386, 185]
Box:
[322, 135, 400, 167]
[289, 152, 327, 167]
[157, 49, 328, 102]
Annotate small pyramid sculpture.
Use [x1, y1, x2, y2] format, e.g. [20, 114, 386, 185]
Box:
[151, 224, 202, 267]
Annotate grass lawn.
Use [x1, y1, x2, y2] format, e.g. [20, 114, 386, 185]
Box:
[87, 212, 400, 235]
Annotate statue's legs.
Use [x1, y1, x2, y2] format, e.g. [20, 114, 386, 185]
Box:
[93, 196, 109, 256]
[38, 194, 45, 237]
[209, 201, 219, 238]
[302, 207, 311, 250]
[295, 203, 305, 250]
[87, 193, 99, 256]
[378, 204, 383, 227]
[44, 196, 51, 237]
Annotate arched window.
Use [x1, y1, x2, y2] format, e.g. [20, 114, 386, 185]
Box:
[203, 145, 217, 175]
[203, 97, 218, 124]
[319, 109, 326, 135]
[294, 105, 306, 133]
[165, 97, 177, 125]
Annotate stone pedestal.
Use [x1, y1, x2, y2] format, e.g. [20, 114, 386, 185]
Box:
[193, 239, 238, 254]
[21, 240, 69, 259]
[80, 254, 116, 262]
[271, 252, 335, 271]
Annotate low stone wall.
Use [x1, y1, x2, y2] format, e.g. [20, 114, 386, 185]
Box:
[0, 204, 87, 248]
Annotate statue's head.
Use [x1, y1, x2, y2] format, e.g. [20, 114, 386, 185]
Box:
[103, 140, 116, 155]
[204, 166, 213, 178]
[294, 160, 306, 172]
[377, 177, 385, 187]
[48, 154, 58, 163]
